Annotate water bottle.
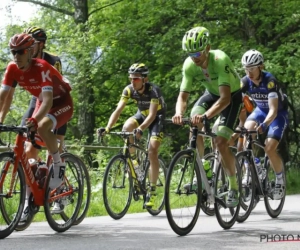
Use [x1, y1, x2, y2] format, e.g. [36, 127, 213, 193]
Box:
[202, 159, 212, 181]
[28, 158, 38, 176]
[35, 162, 48, 188]
[254, 157, 262, 176]
[133, 159, 144, 181]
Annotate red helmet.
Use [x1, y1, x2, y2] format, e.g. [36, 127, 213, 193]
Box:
[9, 33, 35, 51]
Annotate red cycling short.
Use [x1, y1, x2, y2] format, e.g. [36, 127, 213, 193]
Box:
[33, 93, 73, 129]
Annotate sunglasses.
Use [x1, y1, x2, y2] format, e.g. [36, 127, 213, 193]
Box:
[244, 66, 258, 72]
[11, 49, 27, 56]
[129, 77, 143, 81]
[188, 51, 204, 58]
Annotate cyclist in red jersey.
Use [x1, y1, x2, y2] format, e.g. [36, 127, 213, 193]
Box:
[0, 33, 73, 189]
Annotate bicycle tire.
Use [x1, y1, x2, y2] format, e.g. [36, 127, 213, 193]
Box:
[165, 149, 202, 236]
[214, 156, 241, 229]
[103, 154, 133, 220]
[235, 151, 255, 223]
[44, 152, 83, 232]
[0, 152, 26, 239]
[264, 158, 285, 218]
[200, 153, 216, 216]
[144, 157, 166, 216]
[15, 191, 40, 231]
[60, 155, 91, 225]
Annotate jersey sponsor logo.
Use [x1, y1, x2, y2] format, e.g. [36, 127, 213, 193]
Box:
[29, 78, 38, 83]
[268, 92, 278, 98]
[35, 62, 43, 67]
[224, 65, 237, 78]
[41, 70, 51, 82]
[272, 125, 279, 131]
[54, 105, 71, 116]
[267, 81, 275, 89]
[42, 86, 53, 92]
[139, 101, 150, 105]
[24, 86, 41, 90]
[54, 61, 62, 73]
[251, 93, 268, 99]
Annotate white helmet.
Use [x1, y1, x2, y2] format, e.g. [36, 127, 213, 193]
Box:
[241, 49, 264, 67]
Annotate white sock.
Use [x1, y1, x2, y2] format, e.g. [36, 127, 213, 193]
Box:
[276, 172, 283, 185]
[51, 151, 61, 165]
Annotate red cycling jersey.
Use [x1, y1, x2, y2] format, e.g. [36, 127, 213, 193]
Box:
[2, 58, 73, 129]
[2, 58, 71, 100]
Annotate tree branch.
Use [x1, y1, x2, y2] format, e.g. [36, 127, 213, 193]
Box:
[17, 0, 73, 16]
[88, 0, 125, 17]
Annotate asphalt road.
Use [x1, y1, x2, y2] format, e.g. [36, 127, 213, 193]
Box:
[2, 195, 300, 250]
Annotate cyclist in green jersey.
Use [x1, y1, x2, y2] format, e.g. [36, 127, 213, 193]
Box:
[172, 26, 243, 207]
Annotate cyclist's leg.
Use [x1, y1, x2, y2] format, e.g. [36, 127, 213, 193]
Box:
[144, 116, 163, 207]
[215, 90, 242, 207]
[37, 95, 73, 189]
[122, 112, 142, 157]
[190, 90, 216, 157]
[264, 112, 288, 199]
[243, 108, 266, 184]
[54, 123, 67, 153]
[52, 124, 68, 212]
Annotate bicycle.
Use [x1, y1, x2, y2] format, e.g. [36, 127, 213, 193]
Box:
[164, 118, 242, 236]
[235, 127, 286, 222]
[0, 130, 90, 230]
[101, 130, 167, 219]
[0, 125, 83, 239]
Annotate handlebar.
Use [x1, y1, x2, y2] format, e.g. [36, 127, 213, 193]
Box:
[0, 125, 41, 149]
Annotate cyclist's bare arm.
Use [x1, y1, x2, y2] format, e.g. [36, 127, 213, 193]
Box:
[173, 91, 189, 124]
[204, 85, 231, 119]
[0, 88, 15, 123]
[106, 100, 126, 129]
[256, 97, 278, 133]
[264, 97, 278, 125]
[138, 102, 158, 131]
[32, 91, 53, 122]
[0, 88, 11, 123]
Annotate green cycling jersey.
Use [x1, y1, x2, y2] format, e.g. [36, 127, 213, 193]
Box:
[180, 50, 240, 95]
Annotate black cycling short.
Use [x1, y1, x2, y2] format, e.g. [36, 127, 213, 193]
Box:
[131, 111, 165, 142]
[191, 89, 243, 140]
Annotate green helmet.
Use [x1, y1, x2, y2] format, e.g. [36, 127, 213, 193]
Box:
[182, 27, 210, 53]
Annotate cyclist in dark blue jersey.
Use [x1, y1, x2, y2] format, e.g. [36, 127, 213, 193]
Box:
[240, 49, 288, 200]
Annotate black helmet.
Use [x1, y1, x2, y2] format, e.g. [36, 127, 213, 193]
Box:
[128, 63, 149, 76]
[24, 26, 47, 42]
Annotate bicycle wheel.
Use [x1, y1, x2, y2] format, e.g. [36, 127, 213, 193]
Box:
[144, 157, 166, 216]
[165, 149, 202, 236]
[235, 152, 255, 223]
[264, 158, 285, 218]
[60, 155, 91, 225]
[0, 152, 26, 239]
[15, 191, 40, 231]
[201, 153, 216, 216]
[214, 156, 241, 229]
[103, 154, 133, 220]
[44, 153, 83, 232]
